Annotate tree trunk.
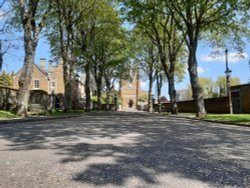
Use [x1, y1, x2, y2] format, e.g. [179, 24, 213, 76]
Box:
[17, 50, 35, 117]
[156, 71, 162, 113]
[106, 89, 111, 111]
[96, 77, 102, 110]
[168, 74, 178, 114]
[17, 23, 37, 117]
[105, 76, 111, 111]
[85, 63, 91, 111]
[148, 74, 153, 113]
[96, 66, 103, 110]
[188, 46, 206, 117]
[63, 74, 73, 112]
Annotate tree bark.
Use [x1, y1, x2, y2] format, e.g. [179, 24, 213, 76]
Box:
[148, 73, 153, 113]
[188, 46, 206, 117]
[16, 1, 51, 117]
[85, 62, 91, 111]
[17, 13, 38, 117]
[96, 79, 102, 110]
[62, 60, 72, 112]
[105, 89, 111, 111]
[104, 75, 111, 110]
[17, 46, 36, 117]
[93, 64, 103, 110]
[156, 70, 162, 113]
[167, 74, 178, 114]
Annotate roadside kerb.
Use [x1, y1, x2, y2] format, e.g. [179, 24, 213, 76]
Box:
[171, 115, 250, 128]
[0, 115, 82, 125]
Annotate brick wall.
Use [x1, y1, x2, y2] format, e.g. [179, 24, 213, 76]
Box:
[161, 97, 230, 113]
[231, 84, 250, 113]
[241, 86, 250, 113]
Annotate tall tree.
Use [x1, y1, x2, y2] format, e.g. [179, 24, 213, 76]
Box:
[47, 0, 89, 111]
[13, 0, 51, 117]
[137, 38, 158, 112]
[122, 0, 185, 114]
[164, 0, 248, 117]
[74, 0, 127, 110]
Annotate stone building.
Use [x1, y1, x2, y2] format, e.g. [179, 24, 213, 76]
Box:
[13, 58, 85, 98]
[119, 69, 147, 110]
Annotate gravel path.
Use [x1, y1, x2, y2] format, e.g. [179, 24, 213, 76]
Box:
[0, 112, 249, 188]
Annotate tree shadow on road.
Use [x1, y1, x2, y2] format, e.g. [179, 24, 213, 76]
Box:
[0, 112, 249, 187]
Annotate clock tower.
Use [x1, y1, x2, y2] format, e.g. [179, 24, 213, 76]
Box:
[119, 69, 140, 110]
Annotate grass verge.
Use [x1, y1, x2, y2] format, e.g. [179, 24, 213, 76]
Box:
[204, 114, 250, 124]
[49, 110, 85, 116]
[176, 113, 250, 124]
[0, 110, 18, 119]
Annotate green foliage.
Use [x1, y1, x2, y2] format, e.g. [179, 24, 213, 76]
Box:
[138, 94, 148, 102]
[0, 71, 14, 87]
[215, 76, 241, 96]
[0, 110, 17, 119]
[185, 76, 241, 99]
[91, 95, 106, 104]
[49, 109, 84, 116]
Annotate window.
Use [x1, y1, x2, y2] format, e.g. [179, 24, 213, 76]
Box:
[51, 81, 56, 88]
[34, 80, 40, 89]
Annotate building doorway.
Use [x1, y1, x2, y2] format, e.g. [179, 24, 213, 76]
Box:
[231, 91, 241, 113]
[128, 99, 134, 108]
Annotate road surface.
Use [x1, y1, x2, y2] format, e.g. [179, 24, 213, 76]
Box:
[0, 112, 249, 188]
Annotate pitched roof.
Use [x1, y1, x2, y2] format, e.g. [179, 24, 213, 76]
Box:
[15, 63, 49, 79]
[34, 63, 49, 78]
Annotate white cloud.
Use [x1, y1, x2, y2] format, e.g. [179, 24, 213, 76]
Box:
[114, 82, 119, 90]
[197, 67, 205, 74]
[197, 67, 210, 74]
[200, 52, 248, 63]
[140, 81, 147, 90]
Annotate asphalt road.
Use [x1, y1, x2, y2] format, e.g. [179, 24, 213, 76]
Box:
[0, 112, 249, 188]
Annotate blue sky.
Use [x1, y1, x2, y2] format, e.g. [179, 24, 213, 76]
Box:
[175, 43, 250, 89]
[143, 42, 250, 96]
[1, 1, 249, 98]
[1, 37, 250, 97]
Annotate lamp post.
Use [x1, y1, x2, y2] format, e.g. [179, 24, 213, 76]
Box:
[0, 40, 3, 72]
[225, 49, 233, 114]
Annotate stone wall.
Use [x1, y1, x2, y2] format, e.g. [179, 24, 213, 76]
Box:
[29, 90, 50, 108]
[160, 97, 230, 113]
[0, 86, 18, 110]
[0, 86, 65, 111]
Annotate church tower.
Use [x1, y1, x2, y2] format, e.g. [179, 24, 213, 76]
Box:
[119, 69, 140, 110]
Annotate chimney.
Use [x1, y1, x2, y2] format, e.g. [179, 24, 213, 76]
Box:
[40, 58, 46, 70]
[48, 60, 53, 73]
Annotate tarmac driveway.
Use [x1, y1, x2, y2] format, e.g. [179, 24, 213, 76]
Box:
[0, 112, 249, 188]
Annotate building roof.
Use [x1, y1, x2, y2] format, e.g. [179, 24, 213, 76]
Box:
[15, 63, 49, 79]
[231, 83, 250, 89]
[33, 63, 49, 78]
